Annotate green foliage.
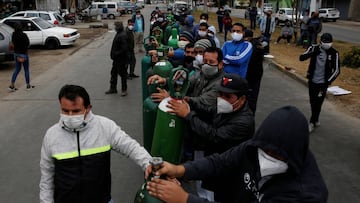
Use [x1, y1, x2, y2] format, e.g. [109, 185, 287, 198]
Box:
[342, 46, 360, 69]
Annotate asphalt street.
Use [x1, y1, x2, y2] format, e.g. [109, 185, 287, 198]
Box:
[0, 5, 359, 202]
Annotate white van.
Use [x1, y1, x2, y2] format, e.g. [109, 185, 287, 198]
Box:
[81, 2, 124, 19]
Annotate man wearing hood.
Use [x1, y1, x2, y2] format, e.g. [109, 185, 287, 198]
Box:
[105, 21, 129, 96]
[145, 106, 328, 203]
[207, 25, 220, 48]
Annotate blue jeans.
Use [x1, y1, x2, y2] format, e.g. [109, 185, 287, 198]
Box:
[12, 53, 30, 84]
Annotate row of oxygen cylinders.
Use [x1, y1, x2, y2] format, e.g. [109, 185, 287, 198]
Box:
[135, 39, 190, 202]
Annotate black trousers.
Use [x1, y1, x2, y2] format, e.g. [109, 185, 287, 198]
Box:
[250, 18, 256, 30]
[127, 52, 136, 75]
[308, 81, 328, 124]
[247, 78, 262, 115]
[110, 60, 127, 91]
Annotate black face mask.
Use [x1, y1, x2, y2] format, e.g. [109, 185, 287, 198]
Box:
[184, 56, 195, 64]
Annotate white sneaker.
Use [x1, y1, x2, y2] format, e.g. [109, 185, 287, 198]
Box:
[308, 123, 315, 133]
[315, 122, 320, 127]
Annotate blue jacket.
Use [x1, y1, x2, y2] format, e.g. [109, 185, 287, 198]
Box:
[222, 40, 253, 78]
[132, 14, 145, 32]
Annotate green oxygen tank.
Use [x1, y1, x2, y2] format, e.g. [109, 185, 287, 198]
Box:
[151, 66, 190, 164]
[134, 157, 164, 203]
[142, 47, 174, 151]
[167, 28, 179, 49]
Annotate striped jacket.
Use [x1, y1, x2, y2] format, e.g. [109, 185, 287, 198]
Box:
[40, 111, 151, 203]
[222, 40, 253, 78]
[299, 45, 340, 85]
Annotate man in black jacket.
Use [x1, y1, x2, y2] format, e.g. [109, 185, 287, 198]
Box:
[105, 21, 129, 96]
[166, 73, 254, 201]
[300, 33, 340, 133]
[145, 106, 328, 203]
[244, 29, 265, 115]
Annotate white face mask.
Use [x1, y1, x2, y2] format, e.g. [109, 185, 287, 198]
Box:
[231, 32, 243, 41]
[136, 14, 141, 18]
[195, 54, 203, 65]
[177, 40, 189, 49]
[128, 25, 134, 30]
[217, 97, 233, 114]
[199, 19, 207, 23]
[198, 30, 207, 37]
[321, 42, 332, 50]
[258, 148, 288, 177]
[60, 113, 86, 130]
[208, 33, 214, 38]
[201, 64, 218, 78]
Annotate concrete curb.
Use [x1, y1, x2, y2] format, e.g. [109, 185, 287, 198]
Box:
[265, 58, 309, 87]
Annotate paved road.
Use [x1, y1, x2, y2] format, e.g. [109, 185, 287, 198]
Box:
[0, 5, 359, 202]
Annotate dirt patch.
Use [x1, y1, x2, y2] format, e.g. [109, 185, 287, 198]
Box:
[0, 28, 108, 99]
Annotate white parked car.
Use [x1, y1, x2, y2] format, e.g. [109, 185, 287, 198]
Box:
[318, 8, 340, 22]
[9, 10, 65, 26]
[0, 17, 80, 49]
[275, 8, 303, 24]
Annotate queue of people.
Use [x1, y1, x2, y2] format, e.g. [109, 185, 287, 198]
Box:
[36, 7, 338, 203]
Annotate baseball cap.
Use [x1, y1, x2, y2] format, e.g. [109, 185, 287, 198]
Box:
[216, 73, 248, 94]
[320, 33, 333, 43]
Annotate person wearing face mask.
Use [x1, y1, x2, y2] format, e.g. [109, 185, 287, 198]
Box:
[131, 9, 145, 53]
[222, 23, 253, 78]
[105, 21, 129, 96]
[260, 10, 275, 54]
[222, 11, 232, 41]
[192, 13, 209, 39]
[216, 6, 225, 33]
[207, 25, 220, 48]
[299, 33, 340, 133]
[145, 106, 328, 203]
[40, 84, 152, 203]
[169, 31, 195, 68]
[274, 19, 294, 45]
[164, 73, 254, 201]
[126, 19, 139, 80]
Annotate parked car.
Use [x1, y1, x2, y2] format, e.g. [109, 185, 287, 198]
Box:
[9, 10, 65, 26]
[117, 1, 137, 14]
[0, 17, 80, 49]
[318, 8, 340, 22]
[263, 2, 273, 12]
[224, 5, 231, 13]
[172, 1, 192, 17]
[80, 1, 124, 19]
[0, 23, 14, 62]
[234, 0, 250, 9]
[275, 8, 302, 24]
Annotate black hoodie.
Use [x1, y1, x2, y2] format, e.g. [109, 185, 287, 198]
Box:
[183, 106, 328, 203]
